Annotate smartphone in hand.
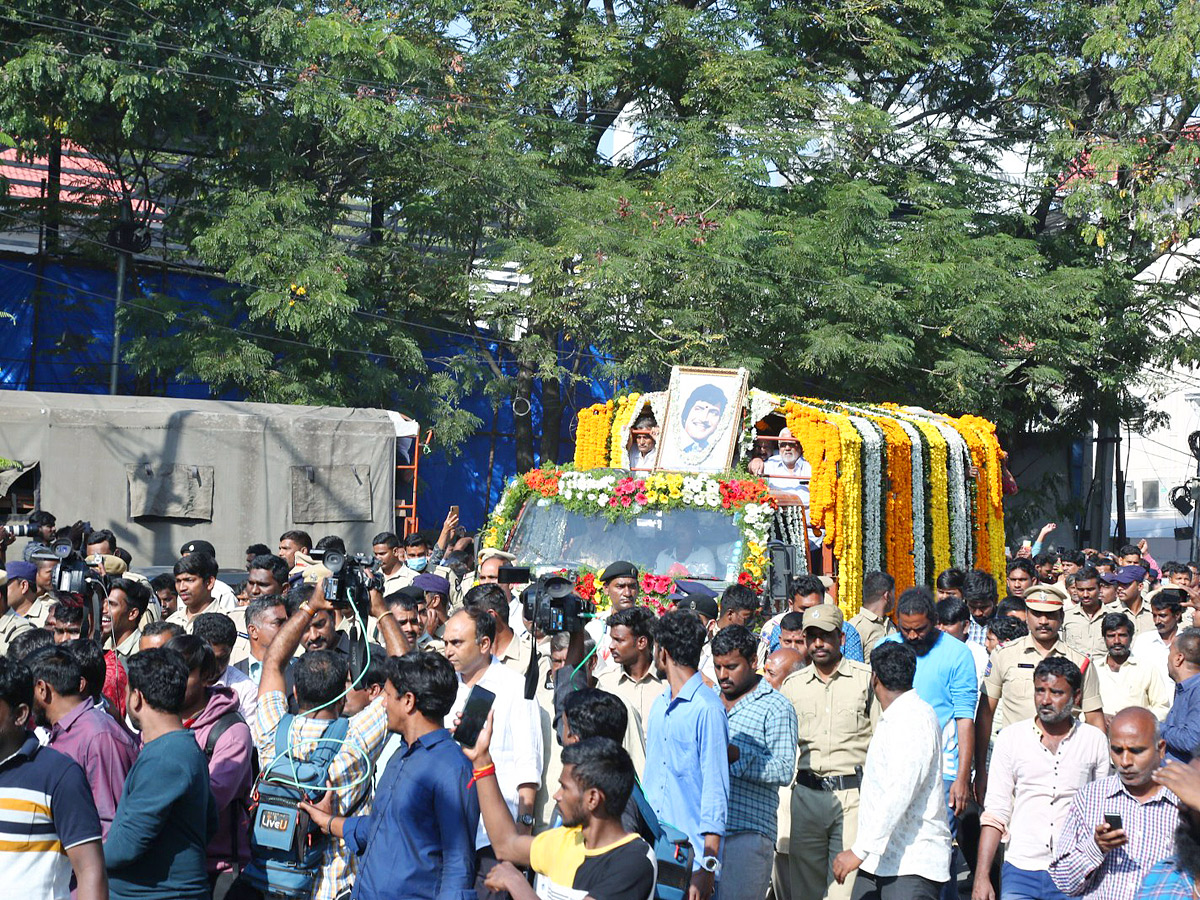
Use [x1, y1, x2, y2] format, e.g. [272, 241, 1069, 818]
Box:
[453, 686, 496, 746]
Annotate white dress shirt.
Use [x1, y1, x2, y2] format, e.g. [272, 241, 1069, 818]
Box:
[851, 689, 953, 882]
[980, 717, 1110, 871]
[449, 659, 543, 850]
[1131, 629, 1172, 690]
[216, 664, 259, 737]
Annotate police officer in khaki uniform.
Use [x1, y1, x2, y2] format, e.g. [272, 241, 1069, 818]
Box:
[847, 572, 896, 664]
[973, 584, 1106, 801]
[1107, 565, 1156, 634]
[1061, 566, 1116, 660]
[781, 605, 875, 900]
[0, 568, 34, 656]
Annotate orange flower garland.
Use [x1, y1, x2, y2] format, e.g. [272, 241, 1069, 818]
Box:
[865, 413, 915, 593]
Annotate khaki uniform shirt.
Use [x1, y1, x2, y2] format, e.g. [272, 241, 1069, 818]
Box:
[1061, 603, 1118, 661]
[496, 631, 535, 677]
[848, 608, 895, 663]
[0, 609, 34, 655]
[780, 657, 874, 777]
[1115, 599, 1155, 635]
[166, 593, 239, 632]
[983, 636, 1102, 729]
[18, 596, 51, 630]
[595, 666, 666, 734]
[106, 628, 143, 663]
[1096, 656, 1173, 721]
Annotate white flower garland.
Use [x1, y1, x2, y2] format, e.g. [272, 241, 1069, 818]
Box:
[934, 421, 972, 569]
[852, 417, 883, 575]
[770, 504, 810, 574]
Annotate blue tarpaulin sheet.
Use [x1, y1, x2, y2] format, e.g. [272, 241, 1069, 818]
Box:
[0, 256, 618, 533]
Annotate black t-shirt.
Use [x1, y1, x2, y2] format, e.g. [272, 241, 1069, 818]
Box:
[530, 827, 656, 900]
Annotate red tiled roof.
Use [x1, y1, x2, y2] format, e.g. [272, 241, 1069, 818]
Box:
[0, 140, 159, 215]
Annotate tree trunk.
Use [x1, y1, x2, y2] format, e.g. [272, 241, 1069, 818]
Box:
[514, 350, 536, 472]
[540, 369, 562, 464]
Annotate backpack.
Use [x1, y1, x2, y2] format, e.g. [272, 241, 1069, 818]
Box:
[241, 715, 351, 899]
[200, 709, 252, 865]
[632, 783, 694, 900]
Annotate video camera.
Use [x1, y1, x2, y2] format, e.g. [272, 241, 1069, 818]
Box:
[33, 540, 109, 640]
[320, 551, 382, 622]
[520, 571, 594, 635]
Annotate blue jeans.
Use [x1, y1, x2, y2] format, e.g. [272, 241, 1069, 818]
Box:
[1000, 862, 1071, 900]
[941, 778, 960, 900]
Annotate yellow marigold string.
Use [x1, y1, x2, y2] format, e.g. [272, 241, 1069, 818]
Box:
[573, 401, 614, 469]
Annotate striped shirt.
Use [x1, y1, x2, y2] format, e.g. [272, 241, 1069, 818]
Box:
[1049, 775, 1180, 900]
[0, 736, 102, 900]
[723, 678, 798, 843]
[256, 690, 390, 900]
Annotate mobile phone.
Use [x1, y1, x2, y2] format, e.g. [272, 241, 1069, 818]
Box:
[450, 505, 459, 517]
[498, 565, 532, 585]
[453, 686, 496, 747]
[1022, 539, 1032, 549]
[1103, 813, 1123, 831]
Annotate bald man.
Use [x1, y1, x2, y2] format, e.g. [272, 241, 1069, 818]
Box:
[764, 648, 806, 691]
[1050, 707, 1180, 898]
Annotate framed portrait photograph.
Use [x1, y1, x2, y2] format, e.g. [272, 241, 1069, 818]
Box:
[656, 366, 749, 473]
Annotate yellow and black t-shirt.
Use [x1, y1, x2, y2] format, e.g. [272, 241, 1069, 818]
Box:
[529, 826, 657, 900]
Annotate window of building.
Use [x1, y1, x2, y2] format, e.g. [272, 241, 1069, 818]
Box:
[1142, 479, 1160, 510]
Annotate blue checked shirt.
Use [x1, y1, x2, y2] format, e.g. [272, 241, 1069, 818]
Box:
[967, 617, 989, 648]
[1049, 774, 1181, 899]
[722, 677, 798, 843]
[256, 690, 390, 900]
[1138, 858, 1197, 899]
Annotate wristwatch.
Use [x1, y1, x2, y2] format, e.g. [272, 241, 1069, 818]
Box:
[517, 813, 535, 828]
[700, 856, 722, 876]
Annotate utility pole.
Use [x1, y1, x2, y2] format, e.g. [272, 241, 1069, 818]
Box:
[1114, 426, 1127, 549]
[1190, 431, 1200, 563]
[106, 201, 149, 395]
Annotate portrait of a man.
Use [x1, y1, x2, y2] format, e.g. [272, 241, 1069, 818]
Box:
[680, 385, 727, 453]
[656, 366, 747, 473]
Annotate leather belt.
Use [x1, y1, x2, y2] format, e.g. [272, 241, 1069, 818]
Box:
[795, 768, 861, 792]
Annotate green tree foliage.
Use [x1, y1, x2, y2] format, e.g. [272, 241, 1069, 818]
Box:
[0, 0, 1192, 467]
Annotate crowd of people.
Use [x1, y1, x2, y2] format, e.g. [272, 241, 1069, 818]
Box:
[1, 510, 1199, 900]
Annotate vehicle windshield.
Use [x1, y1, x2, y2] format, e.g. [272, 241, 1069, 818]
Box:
[506, 500, 743, 580]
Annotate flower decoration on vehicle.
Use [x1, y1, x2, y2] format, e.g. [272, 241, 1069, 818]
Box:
[481, 466, 777, 589]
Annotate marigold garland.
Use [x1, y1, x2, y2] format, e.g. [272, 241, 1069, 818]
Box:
[607, 393, 643, 468]
[573, 400, 615, 469]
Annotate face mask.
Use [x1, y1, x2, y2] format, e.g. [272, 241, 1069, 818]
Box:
[407, 556, 429, 572]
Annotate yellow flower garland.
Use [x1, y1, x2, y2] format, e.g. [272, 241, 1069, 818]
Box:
[782, 401, 842, 543]
[607, 393, 643, 468]
[573, 400, 615, 469]
[955, 414, 1007, 575]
